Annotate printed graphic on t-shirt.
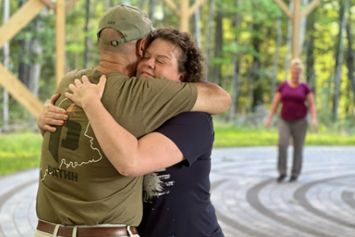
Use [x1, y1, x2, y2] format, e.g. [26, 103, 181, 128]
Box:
[41, 98, 103, 182]
[143, 169, 174, 203]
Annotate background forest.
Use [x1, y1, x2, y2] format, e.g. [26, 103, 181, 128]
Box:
[0, 0, 355, 133]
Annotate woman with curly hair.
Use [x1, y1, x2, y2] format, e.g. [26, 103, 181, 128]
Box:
[39, 26, 224, 237]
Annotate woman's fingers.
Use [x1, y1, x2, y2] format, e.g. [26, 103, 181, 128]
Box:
[64, 92, 73, 101]
[43, 124, 57, 133]
[74, 78, 83, 87]
[49, 93, 61, 105]
[82, 75, 90, 83]
[45, 98, 67, 114]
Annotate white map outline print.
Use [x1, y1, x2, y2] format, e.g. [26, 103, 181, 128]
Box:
[41, 98, 103, 181]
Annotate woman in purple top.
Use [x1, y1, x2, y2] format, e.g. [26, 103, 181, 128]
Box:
[265, 58, 318, 182]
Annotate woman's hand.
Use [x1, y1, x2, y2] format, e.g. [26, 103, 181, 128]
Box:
[65, 75, 107, 109]
[37, 93, 68, 135]
[265, 119, 271, 129]
[311, 118, 318, 132]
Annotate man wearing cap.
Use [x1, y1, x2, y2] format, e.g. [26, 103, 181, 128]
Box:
[35, 5, 230, 237]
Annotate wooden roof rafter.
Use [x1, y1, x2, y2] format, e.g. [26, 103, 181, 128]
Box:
[40, 0, 79, 12]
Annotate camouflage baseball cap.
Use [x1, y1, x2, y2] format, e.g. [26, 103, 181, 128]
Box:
[97, 5, 154, 46]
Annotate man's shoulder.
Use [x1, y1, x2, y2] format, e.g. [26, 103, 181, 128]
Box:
[64, 68, 87, 79]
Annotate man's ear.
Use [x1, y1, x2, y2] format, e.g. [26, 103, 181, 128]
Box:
[137, 37, 147, 58]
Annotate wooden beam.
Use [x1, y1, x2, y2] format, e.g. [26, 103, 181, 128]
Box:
[162, 0, 180, 17]
[302, 0, 321, 18]
[188, 0, 207, 18]
[66, 0, 80, 11]
[0, 64, 43, 118]
[292, 0, 301, 58]
[0, 0, 45, 49]
[40, 0, 56, 12]
[56, 0, 66, 86]
[273, 0, 293, 19]
[180, 0, 189, 32]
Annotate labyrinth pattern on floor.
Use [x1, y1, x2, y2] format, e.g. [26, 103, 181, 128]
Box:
[211, 147, 355, 237]
[0, 147, 354, 237]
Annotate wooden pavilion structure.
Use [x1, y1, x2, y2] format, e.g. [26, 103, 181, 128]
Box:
[274, 0, 321, 58]
[0, 0, 320, 119]
[0, 0, 78, 118]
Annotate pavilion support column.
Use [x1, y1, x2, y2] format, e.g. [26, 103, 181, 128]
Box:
[274, 0, 320, 59]
[180, 0, 189, 32]
[56, 0, 65, 86]
[292, 0, 301, 58]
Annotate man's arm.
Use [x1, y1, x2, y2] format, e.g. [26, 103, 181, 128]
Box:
[192, 82, 231, 115]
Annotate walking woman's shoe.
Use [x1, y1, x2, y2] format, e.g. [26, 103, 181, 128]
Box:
[289, 176, 297, 182]
[277, 174, 286, 182]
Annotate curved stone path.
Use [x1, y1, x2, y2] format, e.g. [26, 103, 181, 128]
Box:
[211, 147, 355, 237]
[0, 146, 354, 237]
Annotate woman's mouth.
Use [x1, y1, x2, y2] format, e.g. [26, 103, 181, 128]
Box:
[140, 72, 154, 78]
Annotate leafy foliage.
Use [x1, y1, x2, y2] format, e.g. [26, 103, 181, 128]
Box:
[0, 0, 354, 131]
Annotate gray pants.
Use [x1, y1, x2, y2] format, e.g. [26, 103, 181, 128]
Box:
[277, 117, 308, 177]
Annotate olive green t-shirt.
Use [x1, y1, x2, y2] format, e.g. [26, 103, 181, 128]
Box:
[36, 68, 197, 226]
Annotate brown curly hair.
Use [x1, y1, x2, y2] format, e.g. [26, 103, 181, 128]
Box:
[145, 26, 205, 82]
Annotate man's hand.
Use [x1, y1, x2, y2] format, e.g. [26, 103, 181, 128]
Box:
[37, 93, 68, 136]
[65, 75, 107, 108]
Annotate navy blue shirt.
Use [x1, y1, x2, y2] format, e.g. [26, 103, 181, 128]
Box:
[137, 112, 224, 237]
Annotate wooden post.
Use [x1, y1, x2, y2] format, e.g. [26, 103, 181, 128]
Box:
[180, 0, 189, 32]
[292, 0, 301, 58]
[273, 0, 321, 59]
[56, 0, 65, 86]
[163, 0, 207, 33]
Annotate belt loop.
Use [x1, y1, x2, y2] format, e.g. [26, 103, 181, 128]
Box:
[127, 226, 139, 237]
[72, 226, 78, 237]
[127, 225, 133, 236]
[52, 224, 60, 237]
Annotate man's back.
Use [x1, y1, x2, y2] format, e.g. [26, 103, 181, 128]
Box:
[36, 68, 197, 225]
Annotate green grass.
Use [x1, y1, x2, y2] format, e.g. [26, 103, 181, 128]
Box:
[0, 126, 354, 176]
[213, 123, 355, 147]
[0, 133, 42, 176]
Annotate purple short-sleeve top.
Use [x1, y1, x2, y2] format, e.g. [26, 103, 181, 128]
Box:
[277, 81, 312, 120]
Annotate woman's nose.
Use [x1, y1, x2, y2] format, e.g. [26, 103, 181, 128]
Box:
[144, 58, 155, 68]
